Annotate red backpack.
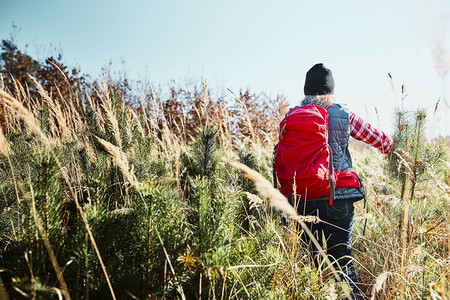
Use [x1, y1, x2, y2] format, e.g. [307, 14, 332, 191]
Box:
[274, 104, 337, 205]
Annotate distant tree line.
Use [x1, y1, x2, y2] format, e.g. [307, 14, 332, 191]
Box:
[0, 37, 288, 144]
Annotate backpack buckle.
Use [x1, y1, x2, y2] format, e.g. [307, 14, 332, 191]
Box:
[280, 122, 287, 139]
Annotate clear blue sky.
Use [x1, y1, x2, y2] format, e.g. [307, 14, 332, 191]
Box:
[1, 0, 449, 136]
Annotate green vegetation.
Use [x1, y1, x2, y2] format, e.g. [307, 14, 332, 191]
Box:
[0, 39, 448, 299]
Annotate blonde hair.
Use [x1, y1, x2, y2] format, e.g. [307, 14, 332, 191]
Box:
[301, 94, 335, 107]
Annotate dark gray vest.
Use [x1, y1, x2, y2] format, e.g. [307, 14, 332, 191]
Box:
[327, 104, 365, 201]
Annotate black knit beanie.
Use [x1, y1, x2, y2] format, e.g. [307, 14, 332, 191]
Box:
[304, 63, 335, 95]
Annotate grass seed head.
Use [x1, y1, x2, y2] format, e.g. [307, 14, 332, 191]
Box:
[0, 90, 45, 140]
[224, 158, 298, 218]
[95, 136, 139, 188]
[0, 126, 11, 155]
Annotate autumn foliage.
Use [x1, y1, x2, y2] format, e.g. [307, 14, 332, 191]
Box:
[0, 39, 288, 145]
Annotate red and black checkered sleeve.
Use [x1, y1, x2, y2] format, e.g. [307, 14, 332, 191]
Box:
[349, 112, 394, 154]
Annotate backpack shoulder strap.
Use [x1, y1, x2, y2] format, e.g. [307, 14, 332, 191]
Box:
[272, 143, 278, 189]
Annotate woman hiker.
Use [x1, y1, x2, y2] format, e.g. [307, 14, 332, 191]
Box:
[277, 63, 394, 299]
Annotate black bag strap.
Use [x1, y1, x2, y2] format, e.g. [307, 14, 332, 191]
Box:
[273, 143, 278, 189]
[326, 143, 335, 205]
[325, 104, 336, 205]
[362, 194, 368, 235]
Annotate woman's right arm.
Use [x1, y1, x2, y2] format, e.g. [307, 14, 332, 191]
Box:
[349, 112, 394, 154]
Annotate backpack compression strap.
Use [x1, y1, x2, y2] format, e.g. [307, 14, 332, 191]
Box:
[326, 143, 335, 205]
[324, 103, 336, 206]
[273, 143, 278, 189]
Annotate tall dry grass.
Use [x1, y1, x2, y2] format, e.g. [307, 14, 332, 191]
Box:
[0, 77, 118, 299]
[0, 70, 448, 299]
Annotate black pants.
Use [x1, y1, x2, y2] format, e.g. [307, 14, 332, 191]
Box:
[290, 197, 360, 299]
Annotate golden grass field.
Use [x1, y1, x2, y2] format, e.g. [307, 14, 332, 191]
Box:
[0, 75, 448, 299]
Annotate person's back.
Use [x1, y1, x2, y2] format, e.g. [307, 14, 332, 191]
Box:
[285, 63, 393, 300]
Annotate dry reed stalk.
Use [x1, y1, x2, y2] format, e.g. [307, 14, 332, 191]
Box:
[398, 166, 412, 300]
[147, 80, 160, 132]
[0, 74, 4, 90]
[25, 83, 38, 111]
[0, 90, 45, 139]
[124, 111, 134, 148]
[171, 114, 183, 138]
[99, 82, 123, 148]
[228, 88, 255, 141]
[1, 100, 12, 135]
[370, 272, 391, 300]
[244, 192, 320, 223]
[181, 106, 192, 143]
[94, 136, 139, 189]
[161, 128, 185, 189]
[29, 76, 72, 141]
[17, 81, 28, 105]
[388, 72, 397, 107]
[0, 126, 11, 155]
[147, 85, 180, 153]
[155, 108, 186, 162]
[223, 160, 295, 213]
[55, 84, 81, 137]
[156, 125, 172, 160]
[86, 92, 106, 134]
[217, 104, 232, 146]
[10, 77, 21, 101]
[68, 99, 84, 135]
[223, 158, 352, 299]
[394, 149, 413, 178]
[85, 90, 95, 108]
[200, 79, 211, 127]
[245, 191, 263, 209]
[227, 261, 282, 271]
[24, 251, 37, 299]
[128, 106, 145, 138]
[48, 60, 77, 107]
[135, 85, 151, 132]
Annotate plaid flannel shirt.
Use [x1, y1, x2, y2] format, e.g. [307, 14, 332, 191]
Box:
[349, 112, 394, 154]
